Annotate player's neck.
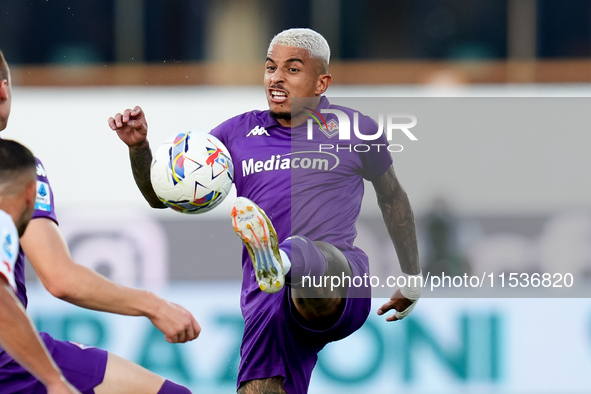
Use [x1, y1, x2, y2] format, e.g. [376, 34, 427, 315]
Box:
[275, 118, 292, 128]
[277, 115, 307, 128]
[281, 96, 322, 128]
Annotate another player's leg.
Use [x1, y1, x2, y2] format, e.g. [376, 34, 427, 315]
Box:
[0, 335, 191, 394]
[94, 353, 191, 394]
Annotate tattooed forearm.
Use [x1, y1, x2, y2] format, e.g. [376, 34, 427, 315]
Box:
[373, 166, 420, 275]
[128, 144, 167, 208]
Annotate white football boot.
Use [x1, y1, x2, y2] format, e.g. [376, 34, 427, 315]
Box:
[231, 197, 286, 293]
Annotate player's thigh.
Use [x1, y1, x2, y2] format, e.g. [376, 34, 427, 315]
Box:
[238, 377, 286, 394]
[94, 353, 165, 394]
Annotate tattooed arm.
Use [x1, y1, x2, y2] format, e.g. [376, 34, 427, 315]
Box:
[127, 142, 166, 208]
[371, 165, 421, 321]
[108, 106, 167, 208]
[372, 165, 420, 275]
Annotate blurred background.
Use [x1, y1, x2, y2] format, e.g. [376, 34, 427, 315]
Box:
[3, 0, 591, 85]
[1, 0, 591, 393]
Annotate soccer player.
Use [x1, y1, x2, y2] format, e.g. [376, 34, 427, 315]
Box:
[109, 28, 422, 394]
[1, 51, 199, 393]
[0, 139, 80, 394]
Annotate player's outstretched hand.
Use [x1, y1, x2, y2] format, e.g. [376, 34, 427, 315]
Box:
[149, 299, 201, 343]
[377, 288, 417, 322]
[108, 106, 148, 148]
[47, 378, 82, 394]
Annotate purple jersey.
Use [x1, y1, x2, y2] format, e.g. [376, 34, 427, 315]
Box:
[14, 158, 58, 308]
[211, 96, 391, 309]
[210, 96, 392, 392]
[0, 158, 57, 369]
[0, 137, 106, 391]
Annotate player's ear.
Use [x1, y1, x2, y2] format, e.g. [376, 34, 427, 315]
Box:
[0, 80, 7, 102]
[315, 73, 332, 95]
[24, 179, 36, 208]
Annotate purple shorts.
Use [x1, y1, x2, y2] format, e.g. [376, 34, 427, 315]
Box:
[0, 332, 108, 394]
[238, 248, 371, 394]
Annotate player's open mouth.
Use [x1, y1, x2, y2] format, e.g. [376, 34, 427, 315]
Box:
[269, 89, 288, 103]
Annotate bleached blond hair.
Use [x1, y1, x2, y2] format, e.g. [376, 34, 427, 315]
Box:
[268, 28, 330, 72]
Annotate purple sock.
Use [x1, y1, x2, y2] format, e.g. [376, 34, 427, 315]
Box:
[157, 380, 192, 394]
[281, 235, 327, 286]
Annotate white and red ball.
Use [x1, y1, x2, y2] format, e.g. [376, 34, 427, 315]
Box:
[150, 131, 234, 214]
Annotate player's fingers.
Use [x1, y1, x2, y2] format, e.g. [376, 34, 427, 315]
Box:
[174, 308, 199, 342]
[127, 119, 145, 129]
[386, 314, 399, 322]
[391, 300, 417, 322]
[131, 106, 143, 117]
[114, 113, 124, 128]
[379, 288, 414, 316]
[377, 299, 395, 315]
[178, 315, 194, 343]
[192, 318, 201, 340]
[122, 108, 132, 122]
[378, 288, 405, 315]
[177, 329, 186, 343]
[165, 333, 178, 343]
[107, 117, 117, 130]
[184, 311, 201, 341]
[182, 326, 194, 343]
[394, 297, 413, 312]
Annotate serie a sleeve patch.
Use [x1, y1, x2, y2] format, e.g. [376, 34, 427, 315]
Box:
[35, 181, 52, 212]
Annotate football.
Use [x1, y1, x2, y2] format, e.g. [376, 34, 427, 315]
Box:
[150, 131, 234, 214]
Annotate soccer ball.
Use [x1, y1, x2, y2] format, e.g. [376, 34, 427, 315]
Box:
[150, 131, 234, 214]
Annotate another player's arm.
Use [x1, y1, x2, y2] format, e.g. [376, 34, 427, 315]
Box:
[108, 106, 166, 209]
[371, 165, 421, 321]
[0, 279, 81, 394]
[20, 218, 200, 343]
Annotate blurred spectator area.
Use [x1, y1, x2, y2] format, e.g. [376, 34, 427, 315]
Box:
[2, 0, 591, 85]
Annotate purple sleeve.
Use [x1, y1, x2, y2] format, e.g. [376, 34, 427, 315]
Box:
[210, 113, 252, 154]
[32, 158, 58, 225]
[210, 118, 233, 147]
[358, 116, 393, 181]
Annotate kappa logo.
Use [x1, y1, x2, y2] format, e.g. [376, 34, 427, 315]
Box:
[247, 126, 269, 137]
[36, 164, 46, 177]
